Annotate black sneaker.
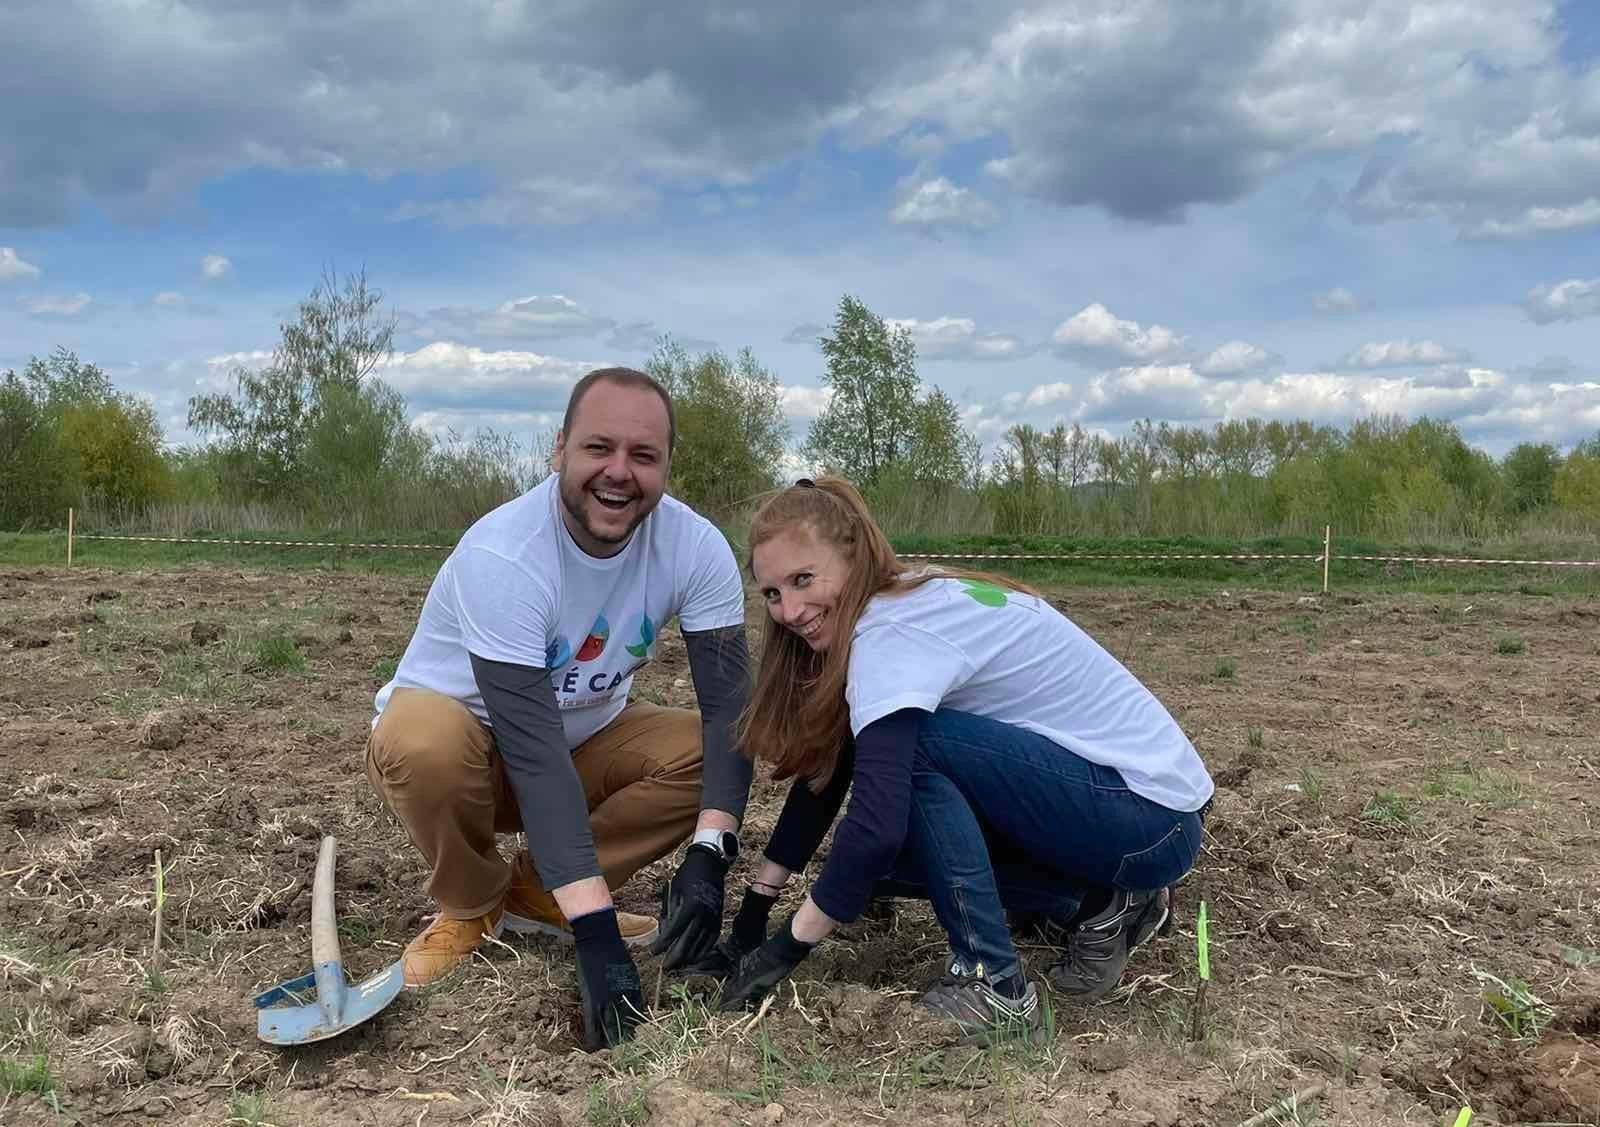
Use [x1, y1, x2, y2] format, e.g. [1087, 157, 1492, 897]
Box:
[917, 960, 1044, 1046]
[1045, 887, 1170, 1002]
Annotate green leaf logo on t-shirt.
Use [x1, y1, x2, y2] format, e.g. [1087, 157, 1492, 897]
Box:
[625, 613, 656, 658]
[959, 579, 1009, 607]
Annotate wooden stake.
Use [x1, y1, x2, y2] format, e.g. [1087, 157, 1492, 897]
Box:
[1321, 524, 1331, 594]
[67, 508, 74, 568]
[1189, 977, 1209, 1041]
[152, 849, 165, 974]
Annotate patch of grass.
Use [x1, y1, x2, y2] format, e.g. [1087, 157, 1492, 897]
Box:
[1360, 789, 1413, 828]
[1298, 767, 1324, 804]
[372, 656, 400, 683]
[1212, 658, 1237, 681]
[253, 634, 307, 674]
[228, 1090, 273, 1126]
[1420, 763, 1524, 808]
[1247, 727, 1265, 750]
[0, 1052, 56, 1098]
[1495, 634, 1526, 655]
[1475, 970, 1555, 1041]
[1560, 946, 1600, 969]
[584, 1079, 650, 1126]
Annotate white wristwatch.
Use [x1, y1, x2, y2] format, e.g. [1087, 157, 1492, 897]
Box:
[689, 827, 739, 863]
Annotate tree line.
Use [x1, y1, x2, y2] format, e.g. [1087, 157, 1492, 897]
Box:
[3, 270, 1598, 541]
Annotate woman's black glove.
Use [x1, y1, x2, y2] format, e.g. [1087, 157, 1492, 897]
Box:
[681, 887, 778, 976]
[716, 913, 814, 1012]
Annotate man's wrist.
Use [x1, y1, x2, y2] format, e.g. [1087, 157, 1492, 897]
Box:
[688, 826, 739, 864]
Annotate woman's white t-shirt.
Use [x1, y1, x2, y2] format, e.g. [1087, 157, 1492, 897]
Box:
[844, 576, 1213, 812]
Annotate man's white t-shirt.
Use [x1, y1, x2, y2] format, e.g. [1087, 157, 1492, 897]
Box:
[845, 576, 1213, 812]
[374, 475, 745, 747]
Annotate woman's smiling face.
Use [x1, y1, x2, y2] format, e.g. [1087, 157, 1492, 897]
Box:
[750, 524, 852, 652]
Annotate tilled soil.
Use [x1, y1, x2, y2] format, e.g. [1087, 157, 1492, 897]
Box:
[1, 564, 1597, 1126]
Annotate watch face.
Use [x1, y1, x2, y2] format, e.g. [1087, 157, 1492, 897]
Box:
[719, 831, 739, 861]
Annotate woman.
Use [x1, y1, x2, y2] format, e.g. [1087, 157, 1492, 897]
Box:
[702, 477, 1213, 1043]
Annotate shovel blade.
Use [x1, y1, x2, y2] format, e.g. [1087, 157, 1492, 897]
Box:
[255, 961, 403, 1045]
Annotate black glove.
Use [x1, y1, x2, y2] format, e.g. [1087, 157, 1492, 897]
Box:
[652, 844, 730, 971]
[716, 914, 814, 1012]
[681, 886, 778, 976]
[571, 908, 647, 1050]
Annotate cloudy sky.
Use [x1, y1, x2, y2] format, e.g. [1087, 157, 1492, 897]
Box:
[4, 0, 1599, 459]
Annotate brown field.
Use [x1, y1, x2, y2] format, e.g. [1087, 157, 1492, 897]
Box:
[2, 564, 1598, 1126]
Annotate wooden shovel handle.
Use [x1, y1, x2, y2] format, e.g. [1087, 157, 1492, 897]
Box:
[310, 836, 342, 970]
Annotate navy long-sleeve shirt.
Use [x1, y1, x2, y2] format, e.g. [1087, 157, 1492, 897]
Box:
[761, 708, 924, 924]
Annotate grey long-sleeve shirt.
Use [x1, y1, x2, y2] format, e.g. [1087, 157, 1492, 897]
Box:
[470, 624, 752, 891]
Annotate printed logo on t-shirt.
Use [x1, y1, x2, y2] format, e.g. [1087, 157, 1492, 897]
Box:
[959, 578, 1010, 607]
[545, 634, 573, 671]
[625, 613, 656, 658]
[575, 613, 610, 662]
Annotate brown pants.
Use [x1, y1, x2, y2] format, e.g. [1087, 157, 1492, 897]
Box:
[366, 688, 703, 919]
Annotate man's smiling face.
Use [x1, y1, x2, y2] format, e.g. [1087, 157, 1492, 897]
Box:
[551, 378, 672, 557]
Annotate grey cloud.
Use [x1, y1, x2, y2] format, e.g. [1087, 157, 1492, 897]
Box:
[605, 324, 718, 354]
[783, 323, 826, 346]
[5, 0, 1593, 240]
[0, 1, 999, 228]
[1523, 278, 1600, 324]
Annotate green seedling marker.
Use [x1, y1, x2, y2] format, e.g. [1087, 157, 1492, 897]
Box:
[1451, 1108, 1472, 1127]
[1188, 898, 1211, 1042]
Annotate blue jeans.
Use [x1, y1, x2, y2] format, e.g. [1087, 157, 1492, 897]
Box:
[874, 709, 1202, 985]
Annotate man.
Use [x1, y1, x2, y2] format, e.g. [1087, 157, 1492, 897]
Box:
[366, 367, 753, 1050]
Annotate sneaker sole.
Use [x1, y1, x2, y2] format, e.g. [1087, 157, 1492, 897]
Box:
[502, 911, 659, 948]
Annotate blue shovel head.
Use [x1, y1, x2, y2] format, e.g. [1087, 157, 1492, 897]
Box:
[254, 958, 403, 1045]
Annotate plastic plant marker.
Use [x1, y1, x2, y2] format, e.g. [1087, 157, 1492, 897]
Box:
[1451, 1109, 1472, 1127]
[1196, 899, 1211, 981]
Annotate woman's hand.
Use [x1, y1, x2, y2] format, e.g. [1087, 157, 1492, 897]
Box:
[716, 915, 815, 1011]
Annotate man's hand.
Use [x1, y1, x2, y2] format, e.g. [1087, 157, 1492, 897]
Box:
[571, 909, 647, 1050]
[716, 915, 814, 1012]
[653, 845, 729, 971]
[680, 886, 778, 976]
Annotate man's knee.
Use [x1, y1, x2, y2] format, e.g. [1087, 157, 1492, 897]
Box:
[367, 690, 492, 798]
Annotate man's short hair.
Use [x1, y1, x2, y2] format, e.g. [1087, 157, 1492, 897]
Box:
[561, 367, 677, 452]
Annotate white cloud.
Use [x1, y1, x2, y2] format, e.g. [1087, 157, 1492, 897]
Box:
[885, 316, 1025, 362]
[1341, 339, 1468, 369]
[1467, 199, 1600, 240]
[1523, 279, 1600, 325]
[1199, 341, 1278, 376]
[1312, 288, 1362, 314]
[200, 254, 232, 280]
[888, 177, 999, 231]
[425, 295, 616, 342]
[22, 292, 93, 319]
[780, 384, 833, 420]
[0, 247, 40, 282]
[376, 342, 596, 407]
[154, 291, 185, 308]
[1022, 381, 1075, 409]
[1052, 303, 1184, 364]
